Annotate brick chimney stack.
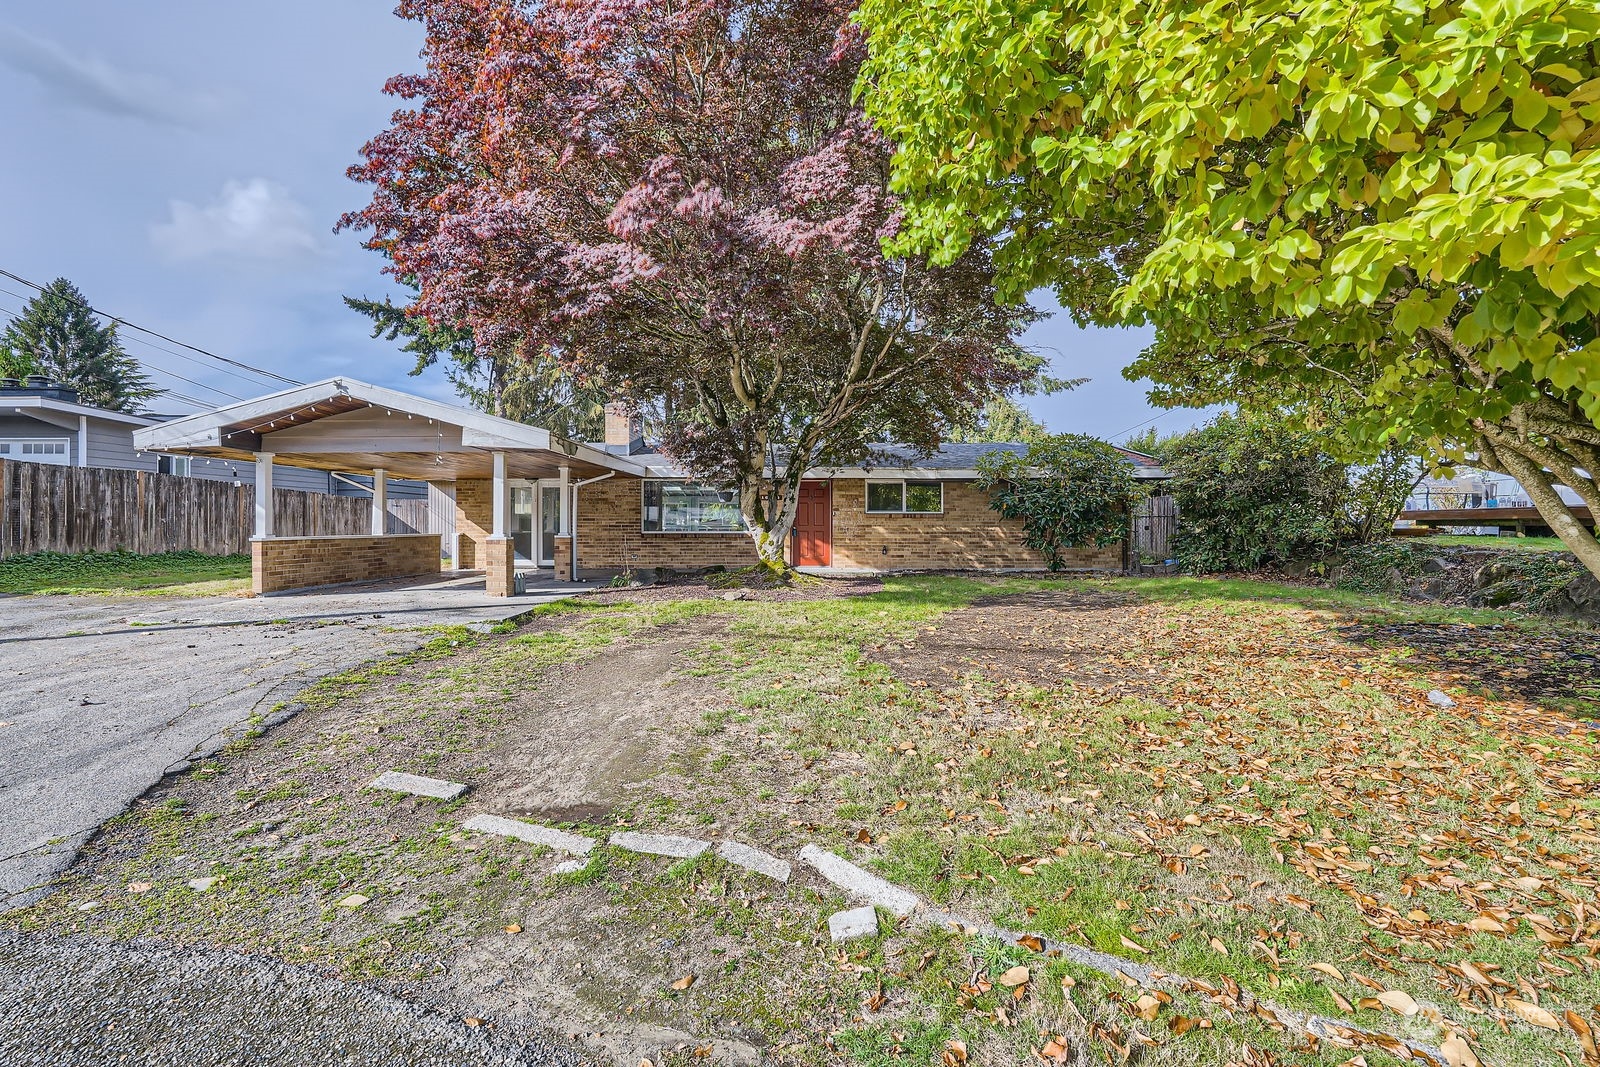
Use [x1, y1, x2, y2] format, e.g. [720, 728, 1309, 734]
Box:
[603, 402, 645, 455]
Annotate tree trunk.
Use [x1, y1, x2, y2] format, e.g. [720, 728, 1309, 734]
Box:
[1490, 444, 1600, 581]
[740, 478, 801, 577]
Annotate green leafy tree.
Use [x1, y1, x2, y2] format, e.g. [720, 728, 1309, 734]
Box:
[857, 0, 1600, 579]
[951, 396, 1050, 443]
[0, 278, 157, 412]
[346, 293, 606, 440]
[974, 433, 1138, 569]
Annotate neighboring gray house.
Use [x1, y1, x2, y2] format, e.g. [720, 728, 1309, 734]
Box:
[0, 378, 337, 493]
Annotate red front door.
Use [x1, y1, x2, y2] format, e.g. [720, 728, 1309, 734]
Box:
[793, 480, 832, 567]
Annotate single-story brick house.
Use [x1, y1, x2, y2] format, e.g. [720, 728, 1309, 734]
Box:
[135, 377, 1167, 596]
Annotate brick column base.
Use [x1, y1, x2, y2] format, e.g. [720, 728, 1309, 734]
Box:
[553, 535, 573, 581]
[484, 537, 516, 597]
[456, 533, 480, 570]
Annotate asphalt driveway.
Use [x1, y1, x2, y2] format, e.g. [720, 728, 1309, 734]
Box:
[0, 574, 579, 908]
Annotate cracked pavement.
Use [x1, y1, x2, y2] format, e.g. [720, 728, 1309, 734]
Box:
[0, 575, 577, 908]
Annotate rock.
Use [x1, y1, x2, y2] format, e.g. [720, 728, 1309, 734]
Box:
[1418, 556, 1452, 575]
[462, 814, 595, 855]
[1427, 690, 1457, 709]
[797, 845, 919, 917]
[608, 831, 710, 859]
[550, 859, 587, 875]
[336, 894, 369, 908]
[720, 591, 746, 601]
[1473, 561, 1517, 589]
[187, 876, 222, 892]
[1552, 573, 1600, 620]
[715, 841, 791, 882]
[368, 772, 470, 802]
[828, 906, 879, 942]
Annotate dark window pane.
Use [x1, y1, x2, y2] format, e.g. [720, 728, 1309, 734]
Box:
[905, 481, 943, 513]
[866, 482, 904, 512]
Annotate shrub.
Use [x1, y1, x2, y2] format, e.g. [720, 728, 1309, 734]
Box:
[975, 434, 1140, 570]
[1160, 415, 1413, 573]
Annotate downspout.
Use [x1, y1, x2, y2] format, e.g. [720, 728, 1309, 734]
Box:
[569, 471, 615, 582]
[77, 416, 88, 468]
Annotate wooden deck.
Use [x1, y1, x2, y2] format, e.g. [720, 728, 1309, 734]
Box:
[1401, 505, 1594, 534]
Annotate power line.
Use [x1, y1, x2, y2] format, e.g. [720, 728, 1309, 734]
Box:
[0, 267, 302, 387]
[0, 299, 241, 406]
[0, 284, 282, 393]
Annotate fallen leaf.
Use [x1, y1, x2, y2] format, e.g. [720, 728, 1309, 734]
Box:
[126, 882, 152, 894]
[1017, 935, 1044, 953]
[998, 965, 1030, 987]
[1377, 989, 1419, 1016]
[505, 924, 523, 934]
[1506, 998, 1561, 1030]
[1440, 1033, 1482, 1067]
[1565, 1009, 1598, 1062]
[1308, 962, 1344, 981]
[1134, 994, 1161, 1021]
[1120, 935, 1150, 955]
[463, 1016, 483, 1027]
[670, 974, 696, 992]
[1466, 915, 1507, 934]
[1039, 1039, 1067, 1061]
[1208, 936, 1228, 956]
[940, 1040, 967, 1067]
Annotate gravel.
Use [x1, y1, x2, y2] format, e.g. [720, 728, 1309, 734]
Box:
[0, 930, 592, 1067]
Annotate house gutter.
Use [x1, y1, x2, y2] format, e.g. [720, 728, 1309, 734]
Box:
[569, 471, 615, 581]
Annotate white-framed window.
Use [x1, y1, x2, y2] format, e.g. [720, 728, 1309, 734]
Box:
[157, 454, 191, 477]
[641, 480, 746, 533]
[0, 439, 71, 466]
[865, 479, 943, 514]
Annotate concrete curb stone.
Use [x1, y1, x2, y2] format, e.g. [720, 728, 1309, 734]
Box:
[369, 772, 470, 801]
[609, 831, 710, 859]
[715, 841, 791, 882]
[462, 814, 595, 855]
[797, 845, 918, 917]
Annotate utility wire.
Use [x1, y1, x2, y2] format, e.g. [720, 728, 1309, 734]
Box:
[0, 300, 240, 406]
[0, 283, 283, 393]
[0, 267, 302, 386]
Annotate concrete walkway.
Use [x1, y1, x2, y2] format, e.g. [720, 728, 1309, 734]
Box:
[0, 573, 585, 909]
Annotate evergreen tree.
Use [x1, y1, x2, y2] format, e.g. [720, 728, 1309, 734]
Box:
[0, 279, 158, 413]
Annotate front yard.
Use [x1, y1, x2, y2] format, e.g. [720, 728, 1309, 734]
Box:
[10, 574, 1599, 1067]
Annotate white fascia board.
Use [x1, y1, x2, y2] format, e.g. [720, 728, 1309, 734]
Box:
[131, 376, 645, 474]
[5, 395, 157, 427]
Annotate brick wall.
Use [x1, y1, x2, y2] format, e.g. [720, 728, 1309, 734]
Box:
[453, 478, 492, 570]
[828, 478, 1122, 572]
[575, 476, 758, 576]
[252, 533, 442, 594]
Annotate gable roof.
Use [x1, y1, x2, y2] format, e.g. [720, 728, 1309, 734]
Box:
[0, 392, 159, 428]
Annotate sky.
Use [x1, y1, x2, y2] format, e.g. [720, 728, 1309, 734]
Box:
[0, 2, 1212, 442]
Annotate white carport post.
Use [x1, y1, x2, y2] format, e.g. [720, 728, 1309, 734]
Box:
[559, 464, 571, 535]
[254, 452, 275, 539]
[491, 451, 509, 539]
[370, 468, 388, 536]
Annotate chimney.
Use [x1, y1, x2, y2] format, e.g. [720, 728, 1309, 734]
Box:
[603, 401, 645, 455]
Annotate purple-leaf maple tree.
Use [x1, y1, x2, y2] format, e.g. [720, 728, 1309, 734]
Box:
[343, 0, 1037, 568]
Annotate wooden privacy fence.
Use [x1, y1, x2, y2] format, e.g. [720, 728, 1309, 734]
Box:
[0, 459, 435, 558]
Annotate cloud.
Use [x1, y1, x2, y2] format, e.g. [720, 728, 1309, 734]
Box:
[151, 179, 323, 263]
[0, 24, 221, 127]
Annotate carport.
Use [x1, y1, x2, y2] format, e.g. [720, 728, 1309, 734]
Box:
[133, 377, 647, 596]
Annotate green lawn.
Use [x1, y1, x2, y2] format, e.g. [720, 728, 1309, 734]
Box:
[0, 550, 251, 596]
[1412, 533, 1570, 551]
